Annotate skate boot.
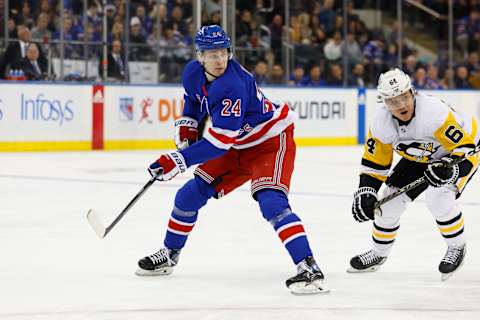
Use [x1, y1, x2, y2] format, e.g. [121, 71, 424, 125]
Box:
[439, 244, 466, 281]
[286, 256, 329, 294]
[135, 248, 181, 276]
[347, 249, 387, 273]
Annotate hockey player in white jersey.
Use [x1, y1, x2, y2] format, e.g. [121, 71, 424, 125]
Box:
[349, 68, 479, 280]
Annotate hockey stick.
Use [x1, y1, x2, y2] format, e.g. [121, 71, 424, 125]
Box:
[87, 172, 161, 238]
[374, 144, 480, 211]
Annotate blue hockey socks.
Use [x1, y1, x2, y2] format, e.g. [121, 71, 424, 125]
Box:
[164, 177, 215, 249]
[256, 190, 313, 264]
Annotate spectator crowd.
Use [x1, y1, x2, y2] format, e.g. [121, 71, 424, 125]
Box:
[0, 0, 479, 89]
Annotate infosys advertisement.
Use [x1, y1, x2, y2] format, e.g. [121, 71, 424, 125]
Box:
[0, 83, 92, 151]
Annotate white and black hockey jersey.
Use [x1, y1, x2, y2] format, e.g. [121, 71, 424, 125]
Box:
[361, 92, 479, 188]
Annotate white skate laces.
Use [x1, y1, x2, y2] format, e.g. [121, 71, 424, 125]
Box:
[442, 246, 463, 265]
[148, 249, 171, 266]
[359, 250, 381, 265]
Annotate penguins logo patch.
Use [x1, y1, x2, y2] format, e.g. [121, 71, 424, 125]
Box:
[396, 142, 438, 162]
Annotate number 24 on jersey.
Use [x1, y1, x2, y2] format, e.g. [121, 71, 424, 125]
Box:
[221, 98, 242, 117]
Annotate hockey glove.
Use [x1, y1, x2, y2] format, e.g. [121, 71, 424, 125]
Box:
[174, 116, 198, 150]
[352, 187, 379, 222]
[423, 157, 460, 188]
[148, 151, 187, 181]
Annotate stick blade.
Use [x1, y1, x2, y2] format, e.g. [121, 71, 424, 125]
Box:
[86, 209, 107, 238]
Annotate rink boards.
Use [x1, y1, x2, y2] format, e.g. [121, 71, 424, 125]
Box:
[0, 82, 479, 151]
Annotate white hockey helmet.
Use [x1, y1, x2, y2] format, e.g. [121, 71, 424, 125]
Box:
[377, 68, 413, 102]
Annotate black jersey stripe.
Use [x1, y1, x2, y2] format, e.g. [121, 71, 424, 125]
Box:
[361, 158, 391, 170]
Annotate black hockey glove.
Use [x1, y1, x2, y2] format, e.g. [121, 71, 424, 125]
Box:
[352, 187, 379, 222]
[423, 158, 460, 188]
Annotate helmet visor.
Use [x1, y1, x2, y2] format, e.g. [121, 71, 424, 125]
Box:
[199, 49, 229, 62]
[384, 91, 413, 111]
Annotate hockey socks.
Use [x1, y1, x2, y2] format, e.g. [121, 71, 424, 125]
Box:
[273, 212, 313, 264]
[164, 177, 215, 250]
[257, 190, 313, 264]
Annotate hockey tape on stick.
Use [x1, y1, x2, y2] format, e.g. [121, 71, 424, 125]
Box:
[86, 171, 161, 238]
[374, 144, 480, 215]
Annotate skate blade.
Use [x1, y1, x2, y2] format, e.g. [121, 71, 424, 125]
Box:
[135, 267, 173, 276]
[288, 280, 330, 295]
[346, 265, 382, 273]
[440, 259, 466, 282]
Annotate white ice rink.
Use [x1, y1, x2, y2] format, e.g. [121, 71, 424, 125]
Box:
[1, 146, 479, 320]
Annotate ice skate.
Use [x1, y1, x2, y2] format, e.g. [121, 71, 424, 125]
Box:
[439, 244, 466, 281]
[135, 248, 181, 276]
[347, 249, 387, 273]
[286, 256, 330, 295]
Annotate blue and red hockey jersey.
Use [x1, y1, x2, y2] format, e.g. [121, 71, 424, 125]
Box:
[179, 59, 296, 167]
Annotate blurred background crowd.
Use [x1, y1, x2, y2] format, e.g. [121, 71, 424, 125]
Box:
[0, 0, 479, 89]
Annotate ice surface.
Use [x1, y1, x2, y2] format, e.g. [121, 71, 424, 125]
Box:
[1, 147, 479, 320]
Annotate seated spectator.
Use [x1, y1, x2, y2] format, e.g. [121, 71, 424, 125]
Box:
[109, 21, 124, 43]
[84, 1, 102, 28]
[288, 66, 308, 86]
[0, 24, 47, 78]
[99, 40, 125, 82]
[403, 54, 418, 77]
[20, 43, 50, 80]
[150, 3, 169, 31]
[236, 9, 253, 47]
[466, 52, 479, 75]
[31, 13, 51, 43]
[323, 31, 342, 63]
[325, 64, 343, 86]
[304, 65, 326, 86]
[440, 68, 454, 89]
[19, 1, 34, 29]
[80, 23, 102, 59]
[170, 5, 188, 35]
[347, 63, 366, 87]
[7, 17, 17, 38]
[135, 4, 153, 35]
[412, 67, 427, 89]
[425, 64, 445, 89]
[268, 64, 284, 84]
[383, 43, 398, 68]
[318, 0, 336, 35]
[343, 32, 363, 67]
[253, 60, 268, 86]
[129, 17, 152, 61]
[362, 38, 385, 83]
[52, 16, 78, 58]
[270, 14, 283, 62]
[454, 66, 471, 89]
[204, 0, 222, 17]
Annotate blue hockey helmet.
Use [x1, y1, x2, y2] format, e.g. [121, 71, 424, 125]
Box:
[194, 25, 231, 52]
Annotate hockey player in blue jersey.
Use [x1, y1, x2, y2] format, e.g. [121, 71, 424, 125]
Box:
[135, 25, 328, 294]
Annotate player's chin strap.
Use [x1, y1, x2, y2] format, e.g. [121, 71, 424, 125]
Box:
[203, 67, 218, 80]
[374, 144, 480, 215]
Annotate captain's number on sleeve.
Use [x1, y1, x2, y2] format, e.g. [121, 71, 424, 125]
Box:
[221, 98, 241, 117]
[444, 125, 464, 144]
